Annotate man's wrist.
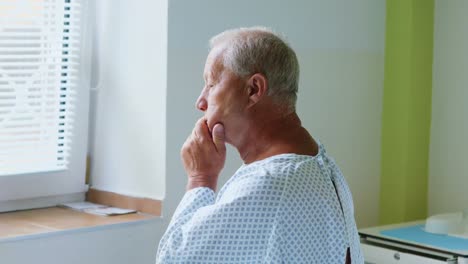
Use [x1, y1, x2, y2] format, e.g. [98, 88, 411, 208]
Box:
[186, 178, 217, 192]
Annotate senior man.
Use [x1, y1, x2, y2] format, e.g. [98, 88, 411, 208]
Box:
[157, 27, 363, 264]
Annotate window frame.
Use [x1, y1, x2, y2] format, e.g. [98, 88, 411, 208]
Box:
[0, 0, 92, 212]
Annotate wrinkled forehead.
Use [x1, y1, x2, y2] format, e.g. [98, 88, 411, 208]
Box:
[204, 46, 226, 80]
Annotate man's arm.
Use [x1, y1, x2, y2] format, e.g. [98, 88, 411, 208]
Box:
[156, 176, 283, 263]
[156, 187, 216, 263]
[181, 118, 226, 192]
[156, 118, 227, 262]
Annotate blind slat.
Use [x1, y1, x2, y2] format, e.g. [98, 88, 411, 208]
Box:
[0, 0, 82, 176]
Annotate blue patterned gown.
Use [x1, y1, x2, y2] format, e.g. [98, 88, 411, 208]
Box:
[157, 143, 364, 263]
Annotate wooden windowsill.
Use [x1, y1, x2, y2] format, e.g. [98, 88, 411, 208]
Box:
[0, 207, 159, 242]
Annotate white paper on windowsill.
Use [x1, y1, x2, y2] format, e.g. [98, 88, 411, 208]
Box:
[59, 202, 137, 216]
[83, 207, 137, 216]
[59, 201, 107, 211]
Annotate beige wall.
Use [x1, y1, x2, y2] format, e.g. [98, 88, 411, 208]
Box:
[88, 0, 386, 234]
[428, 0, 468, 215]
[89, 0, 167, 200]
[165, 0, 385, 228]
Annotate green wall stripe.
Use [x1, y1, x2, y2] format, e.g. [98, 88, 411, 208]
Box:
[379, 0, 434, 225]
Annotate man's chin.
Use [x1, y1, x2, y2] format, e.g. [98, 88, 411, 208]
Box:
[206, 119, 227, 139]
[204, 117, 216, 134]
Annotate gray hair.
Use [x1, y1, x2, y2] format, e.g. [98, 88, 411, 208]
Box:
[209, 27, 300, 111]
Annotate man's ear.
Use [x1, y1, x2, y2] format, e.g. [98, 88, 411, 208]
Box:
[246, 73, 268, 108]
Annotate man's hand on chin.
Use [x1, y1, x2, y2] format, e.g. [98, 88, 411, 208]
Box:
[181, 118, 226, 191]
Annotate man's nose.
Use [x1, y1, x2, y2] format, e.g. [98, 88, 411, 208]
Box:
[196, 94, 207, 112]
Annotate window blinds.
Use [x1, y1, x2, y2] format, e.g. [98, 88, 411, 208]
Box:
[0, 0, 82, 176]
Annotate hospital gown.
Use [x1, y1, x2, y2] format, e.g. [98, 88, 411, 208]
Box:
[157, 143, 364, 263]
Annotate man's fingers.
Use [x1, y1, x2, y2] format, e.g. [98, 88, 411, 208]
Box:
[193, 118, 210, 139]
[212, 123, 226, 153]
[192, 119, 226, 154]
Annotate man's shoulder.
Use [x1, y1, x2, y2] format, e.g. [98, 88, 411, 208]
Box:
[216, 163, 289, 202]
[232, 159, 294, 184]
[229, 154, 324, 186]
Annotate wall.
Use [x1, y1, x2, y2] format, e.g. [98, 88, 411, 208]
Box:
[0, 219, 161, 264]
[428, 0, 468, 215]
[165, 0, 385, 230]
[2, 1, 386, 263]
[84, 0, 385, 256]
[88, 0, 167, 200]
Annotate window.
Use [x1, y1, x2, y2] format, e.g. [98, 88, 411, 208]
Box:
[0, 0, 90, 212]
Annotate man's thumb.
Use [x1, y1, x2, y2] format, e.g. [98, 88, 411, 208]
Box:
[212, 123, 226, 153]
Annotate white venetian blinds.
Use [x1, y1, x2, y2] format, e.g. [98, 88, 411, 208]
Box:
[0, 0, 82, 176]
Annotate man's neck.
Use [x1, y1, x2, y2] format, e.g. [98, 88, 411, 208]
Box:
[235, 111, 318, 164]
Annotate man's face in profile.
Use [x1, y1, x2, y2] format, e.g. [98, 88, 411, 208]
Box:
[196, 47, 248, 143]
